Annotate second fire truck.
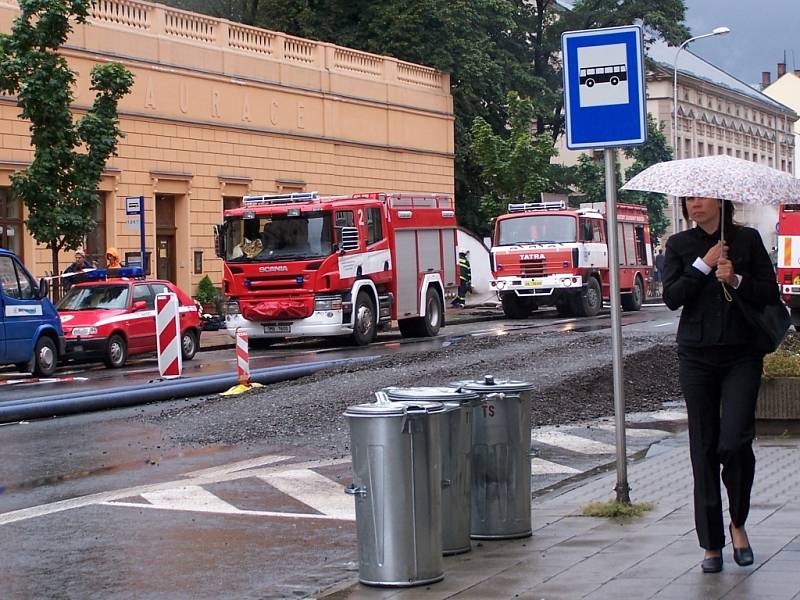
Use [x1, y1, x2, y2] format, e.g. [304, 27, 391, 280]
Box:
[215, 191, 459, 345]
[489, 200, 653, 318]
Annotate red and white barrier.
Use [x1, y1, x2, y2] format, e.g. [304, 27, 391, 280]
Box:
[235, 328, 250, 385]
[156, 293, 183, 379]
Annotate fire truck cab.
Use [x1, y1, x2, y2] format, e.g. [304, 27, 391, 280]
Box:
[777, 203, 800, 330]
[215, 191, 459, 345]
[490, 201, 653, 318]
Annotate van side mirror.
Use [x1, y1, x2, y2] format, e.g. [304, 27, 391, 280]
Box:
[338, 226, 359, 253]
[38, 277, 49, 299]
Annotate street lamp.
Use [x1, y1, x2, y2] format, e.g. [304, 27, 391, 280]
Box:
[672, 26, 730, 234]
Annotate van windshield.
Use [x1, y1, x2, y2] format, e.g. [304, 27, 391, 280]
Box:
[224, 213, 334, 262]
[58, 284, 130, 310]
[496, 215, 577, 245]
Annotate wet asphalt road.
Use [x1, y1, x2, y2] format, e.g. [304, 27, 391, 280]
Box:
[0, 305, 678, 599]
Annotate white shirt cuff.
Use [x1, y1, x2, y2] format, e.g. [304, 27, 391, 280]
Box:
[692, 257, 712, 275]
[732, 274, 743, 289]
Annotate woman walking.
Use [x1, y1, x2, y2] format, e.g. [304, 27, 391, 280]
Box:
[662, 196, 779, 573]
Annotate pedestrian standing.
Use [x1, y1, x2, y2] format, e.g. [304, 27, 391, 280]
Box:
[451, 250, 471, 308]
[663, 196, 780, 574]
[105, 247, 122, 269]
[654, 248, 665, 295]
[62, 248, 95, 290]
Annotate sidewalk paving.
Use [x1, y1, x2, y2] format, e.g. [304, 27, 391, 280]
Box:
[320, 431, 800, 600]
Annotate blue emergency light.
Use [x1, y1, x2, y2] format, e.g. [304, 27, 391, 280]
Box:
[83, 266, 145, 280]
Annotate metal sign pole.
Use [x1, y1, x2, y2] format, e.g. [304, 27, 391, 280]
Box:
[604, 148, 630, 503]
[139, 195, 146, 274]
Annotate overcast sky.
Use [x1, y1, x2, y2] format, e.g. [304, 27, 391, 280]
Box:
[683, 0, 800, 87]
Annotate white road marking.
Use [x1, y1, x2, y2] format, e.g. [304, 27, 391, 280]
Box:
[0, 455, 350, 526]
[531, 458, 581, 475]
[654, 322, 673, 327]
[183, 454, 292, 478]
[531, 431, 617, 454]
[259, 469, 355, 521]
[592, 425, 672, 440]
[140, 485, 241, 513]
[106, 501, 349, 521]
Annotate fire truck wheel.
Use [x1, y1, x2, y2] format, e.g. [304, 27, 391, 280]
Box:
[501, 293, 533, 319]
[351, 292, 377, 346]
[29, 336, 58, 377]
[104, 334, 128, 368]
[181, 329, 198, 360]
[573, 277, 602, 317]
[621, 276, 644, 312]
[556, 302, 573, 317]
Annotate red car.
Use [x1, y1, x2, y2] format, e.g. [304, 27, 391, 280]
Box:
[57, 275, 202, 368]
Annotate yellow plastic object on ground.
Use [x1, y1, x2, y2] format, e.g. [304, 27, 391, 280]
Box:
[220, 382, 264, 396]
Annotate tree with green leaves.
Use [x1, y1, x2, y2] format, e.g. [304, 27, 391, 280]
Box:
[571, 115, 672, 244]
[622, 114, 672, 244]
[0, 0, 134, 281]
[470, 92, 557, 224]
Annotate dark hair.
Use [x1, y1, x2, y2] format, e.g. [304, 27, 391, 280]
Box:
[680, 197, 735, 231]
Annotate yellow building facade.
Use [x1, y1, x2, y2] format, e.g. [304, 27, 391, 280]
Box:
[0, 0, 454, 294]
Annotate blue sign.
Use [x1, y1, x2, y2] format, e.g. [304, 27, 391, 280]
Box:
[561, 25, 647, 150]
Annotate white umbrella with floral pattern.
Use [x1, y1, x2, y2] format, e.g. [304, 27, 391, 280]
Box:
[621, 154, 800, 240]
[621, 154, 800, 205]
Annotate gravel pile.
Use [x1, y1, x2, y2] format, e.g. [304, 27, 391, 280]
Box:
[146, 328, 682, 458]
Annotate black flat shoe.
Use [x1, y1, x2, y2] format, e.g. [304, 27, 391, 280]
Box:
[701, 555, 723, 573]
[729, 524, 754, 566]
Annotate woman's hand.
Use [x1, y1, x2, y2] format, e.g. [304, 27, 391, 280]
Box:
[702, 241, 724, 269]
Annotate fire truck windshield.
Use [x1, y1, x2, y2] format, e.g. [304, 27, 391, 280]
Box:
[225, 213, 334, 262]
[497, 215, 577, 245]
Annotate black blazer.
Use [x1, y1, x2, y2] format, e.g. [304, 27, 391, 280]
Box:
[663, 225, 779, 348]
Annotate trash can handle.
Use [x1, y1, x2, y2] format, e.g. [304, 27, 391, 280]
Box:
[345, 483, 368, 498]
[486, 392, 505, 402]
[374, 390, 391, 405]
[400, 404, 428, 433]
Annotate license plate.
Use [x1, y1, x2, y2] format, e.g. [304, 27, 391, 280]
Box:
[524, 280, 542, 287]
[73, 344, 83, 352]
[263, 322, 291, 334]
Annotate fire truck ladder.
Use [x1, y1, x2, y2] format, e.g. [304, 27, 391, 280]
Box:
[507, 200, 566, 212]
[243, 192, 319, 206]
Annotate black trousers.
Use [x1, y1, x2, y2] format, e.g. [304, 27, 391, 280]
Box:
[678, 345, 764, 550]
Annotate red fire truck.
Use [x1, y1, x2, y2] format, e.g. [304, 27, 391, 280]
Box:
[777, 203, 800, 330]
[215, 191, 459, 345]
[489, 201, 653, 318]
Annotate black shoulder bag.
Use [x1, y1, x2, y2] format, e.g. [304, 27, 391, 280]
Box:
[731, 292, 792, 354]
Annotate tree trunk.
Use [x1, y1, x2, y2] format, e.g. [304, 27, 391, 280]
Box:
[51, 243, 61, 303]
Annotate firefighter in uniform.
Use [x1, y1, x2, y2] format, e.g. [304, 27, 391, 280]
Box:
[452, 250, 471, 308]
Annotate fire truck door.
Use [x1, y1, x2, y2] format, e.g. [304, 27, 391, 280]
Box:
[394, 230, 419, 317]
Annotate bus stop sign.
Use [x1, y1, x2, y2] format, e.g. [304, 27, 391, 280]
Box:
[561, 25, 647, 150]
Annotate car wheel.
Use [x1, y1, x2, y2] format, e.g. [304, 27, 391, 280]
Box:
[181, 329, 198, 361]
[104, 334, 128, 368]
[351, 292, 377, 346]
[30, 336, 58, 377]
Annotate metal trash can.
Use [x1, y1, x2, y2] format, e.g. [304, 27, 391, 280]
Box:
[344, 392, 446, 587]
[384, 386, 482, 555]
[454, 375, 534, 539]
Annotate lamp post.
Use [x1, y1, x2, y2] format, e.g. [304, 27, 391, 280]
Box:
[672, 26, 730, 234]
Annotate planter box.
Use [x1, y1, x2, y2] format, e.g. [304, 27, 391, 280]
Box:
[756, 377, 800, 420]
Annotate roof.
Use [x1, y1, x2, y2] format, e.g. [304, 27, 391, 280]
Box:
[647, 39, 797, 116]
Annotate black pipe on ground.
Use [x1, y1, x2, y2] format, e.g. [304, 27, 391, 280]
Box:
[0, 357, 375, 423]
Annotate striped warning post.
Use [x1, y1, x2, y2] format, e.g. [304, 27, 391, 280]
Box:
[235, 328, 250, 385]
[156, 293, 183, 379]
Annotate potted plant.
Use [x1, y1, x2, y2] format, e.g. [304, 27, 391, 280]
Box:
[195, 275, 221, 315]
[757, 332, 800, 423]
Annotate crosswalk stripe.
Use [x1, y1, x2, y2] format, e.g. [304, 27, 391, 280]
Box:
[531, 458, 581, 475]
[141, 485, 241, 513]
[531, 431, 617, 454]
[259, 469, 355, 521]
[592, 425, 672, 439]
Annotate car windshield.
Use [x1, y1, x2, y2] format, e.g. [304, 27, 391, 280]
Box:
[496, 215, 577, 245]
[57, 284, 130, 310]
[224, 213, 334, 262]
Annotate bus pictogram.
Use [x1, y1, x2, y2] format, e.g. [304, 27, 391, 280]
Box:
[579, 64, 627, 88]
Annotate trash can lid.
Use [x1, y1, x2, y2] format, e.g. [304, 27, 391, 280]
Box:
[383, 386, 481, 403]
[344, 391, 446, 417]
[450, 374, 533, 393]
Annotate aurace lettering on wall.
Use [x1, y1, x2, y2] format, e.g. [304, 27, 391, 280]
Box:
[142, 79, 305, 130]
